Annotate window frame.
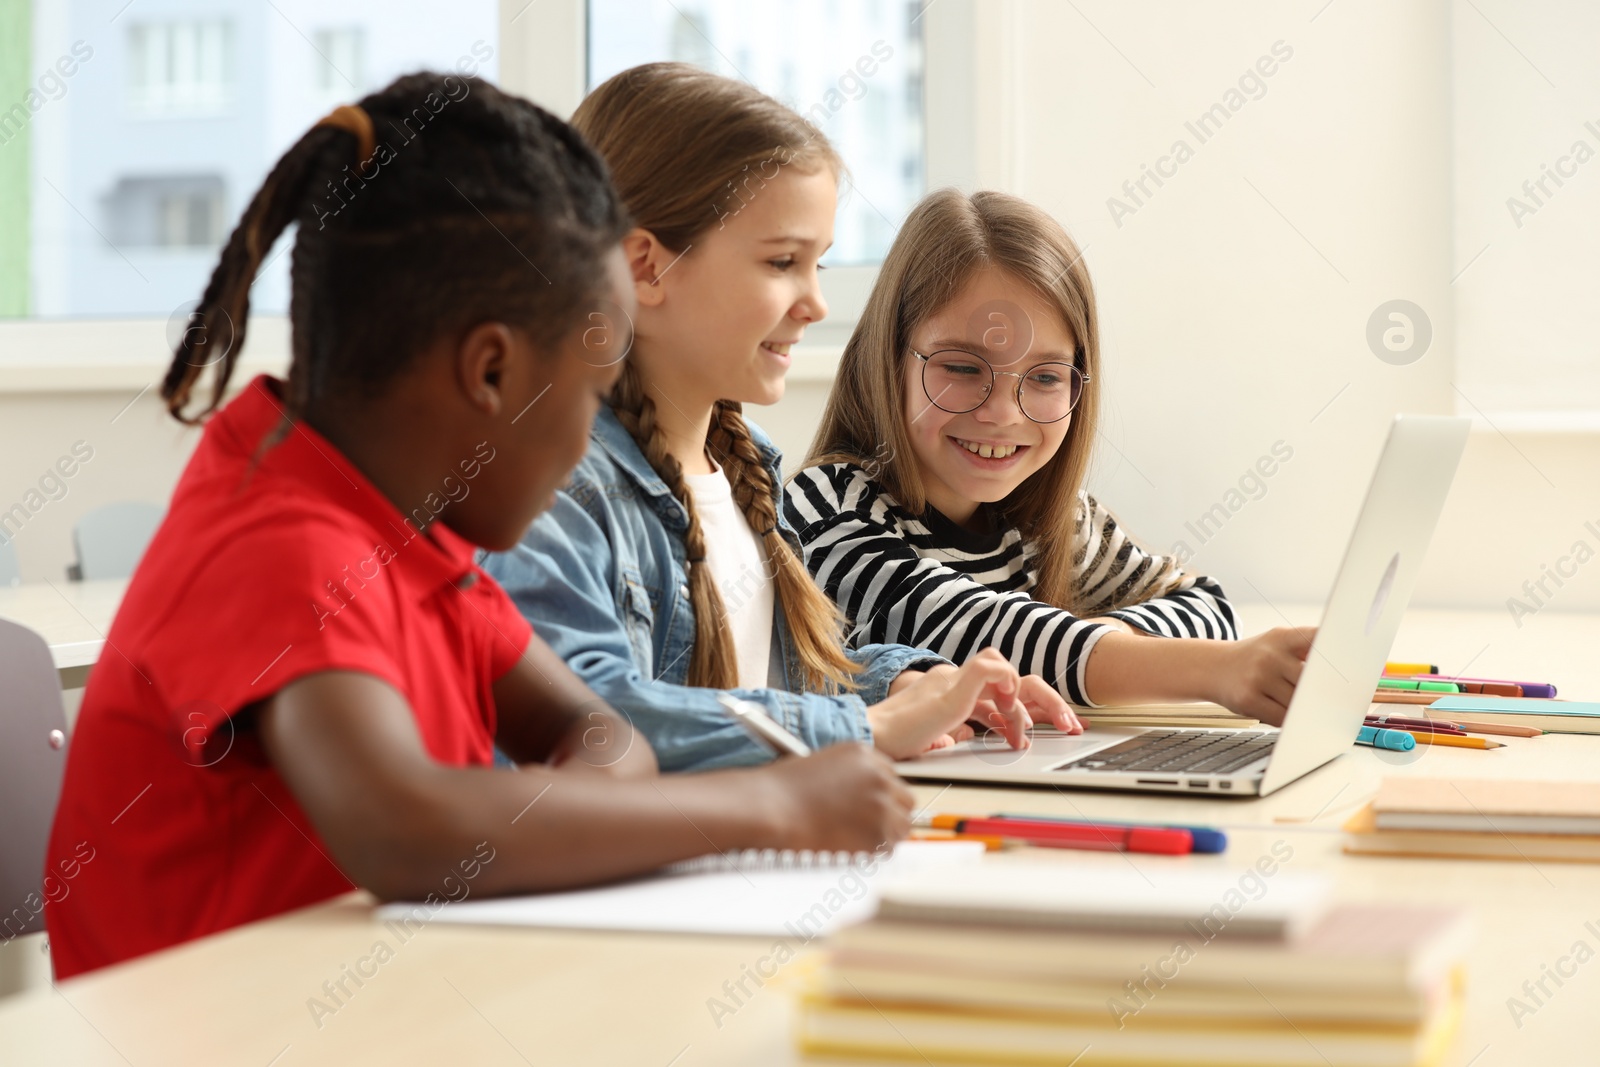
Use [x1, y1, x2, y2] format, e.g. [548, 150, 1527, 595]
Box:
[0, 0, 986, 391]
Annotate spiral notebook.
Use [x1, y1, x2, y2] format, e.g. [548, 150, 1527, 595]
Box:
[374, 841, 985, 938]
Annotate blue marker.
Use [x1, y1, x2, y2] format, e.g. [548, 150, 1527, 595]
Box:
[1356, 725, 1415, 751]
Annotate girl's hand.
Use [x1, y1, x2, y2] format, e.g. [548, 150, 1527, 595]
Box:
[892, 663, 1084, 743]
[1014, 673, 1085, 735]
[1208, 626, 1316, 726]
[760, 742, 915, 852]
[871, 649, 1041, 759]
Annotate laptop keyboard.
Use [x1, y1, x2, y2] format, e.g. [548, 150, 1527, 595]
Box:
[1057, 730, 1277, 776]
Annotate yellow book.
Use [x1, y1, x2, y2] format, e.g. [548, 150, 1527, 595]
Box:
[1373, 777, 1600, 834]
[796, 984, 1464, 1067]
[1041, 702, 1258, 730]
[1345, 803, 1600, 862]
[819, 963, 1442, 1026]
[830, 906, 1472, 995]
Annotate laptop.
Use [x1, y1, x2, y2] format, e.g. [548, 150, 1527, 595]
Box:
[894, 415, 1471, 798]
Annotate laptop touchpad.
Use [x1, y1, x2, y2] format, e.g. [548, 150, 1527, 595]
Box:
[912, 729, 1131, 769]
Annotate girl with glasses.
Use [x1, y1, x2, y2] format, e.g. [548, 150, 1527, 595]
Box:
[787, 189, 1313, 724]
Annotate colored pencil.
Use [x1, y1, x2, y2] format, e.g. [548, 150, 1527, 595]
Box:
[1398, 730, 1503, 750]
[910, 830, 1008, 850]
[1441, 718, 1544, 738]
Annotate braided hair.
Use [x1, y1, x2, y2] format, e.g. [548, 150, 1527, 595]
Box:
[575, 64, 859, 693]
[162, 72, 630, 424]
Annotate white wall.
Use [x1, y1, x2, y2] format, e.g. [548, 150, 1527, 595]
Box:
[772, 0, 1598, 633]
[0, 389, 197, 582]
[0, 319, 286, 583]
[903, 0, 1600, 633]
[4, 0, 1598, 636]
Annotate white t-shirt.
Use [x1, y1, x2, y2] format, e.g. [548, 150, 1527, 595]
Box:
[682, 465, 774, 689]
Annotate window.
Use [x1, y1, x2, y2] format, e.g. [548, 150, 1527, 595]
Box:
[4, 0, 978, 341]
[313, 28, 365, 95]
[127, 19, 234, 116]
[586, 0, 925, 267]
[5, 1, 498, 321]
[104, 175, 226, 248]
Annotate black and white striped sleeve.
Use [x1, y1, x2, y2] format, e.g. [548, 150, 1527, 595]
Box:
[784, 465, 1116, 707]
[1073, 492, 1239, 642]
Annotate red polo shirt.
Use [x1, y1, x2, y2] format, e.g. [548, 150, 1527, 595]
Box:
[44, 376, 531, 979]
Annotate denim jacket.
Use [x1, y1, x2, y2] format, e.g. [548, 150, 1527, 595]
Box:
[481, 407, 947, 773]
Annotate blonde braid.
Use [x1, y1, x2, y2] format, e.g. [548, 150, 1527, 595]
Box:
[709, 401, 860, 693]
[609, 365, 738, 688]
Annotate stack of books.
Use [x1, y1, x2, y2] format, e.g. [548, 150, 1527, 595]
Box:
[1346, 777, 1600, 862]
[1425, 696, 1600, 735]
[797, 863, 1471, 1067]
[1067, 701, 1259, 730]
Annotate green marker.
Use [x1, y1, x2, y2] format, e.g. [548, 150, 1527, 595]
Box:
[1377, 678, 1461, 693]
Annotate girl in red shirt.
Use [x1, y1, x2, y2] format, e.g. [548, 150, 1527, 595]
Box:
[43, 73, 918, 979]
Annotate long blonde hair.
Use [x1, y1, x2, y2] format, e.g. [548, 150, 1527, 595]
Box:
[572, 62, 859, 692]
[803, 188, 1102, 614]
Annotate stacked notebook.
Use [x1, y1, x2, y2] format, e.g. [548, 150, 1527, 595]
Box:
[374, 841, 985, 937]
[1068, 701, 1260, 730]
[1346, 777, 1600, 862]
[1427, 696, 1600, 735]
[798, 863, 1471, 1067]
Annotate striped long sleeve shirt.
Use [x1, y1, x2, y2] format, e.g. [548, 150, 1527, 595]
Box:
[784, 463, 1238, 707]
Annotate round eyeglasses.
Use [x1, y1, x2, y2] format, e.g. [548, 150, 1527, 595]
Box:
[912, 348, 1089, 424]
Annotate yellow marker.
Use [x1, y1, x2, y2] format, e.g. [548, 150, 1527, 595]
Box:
[1384, 661, 1438, 676]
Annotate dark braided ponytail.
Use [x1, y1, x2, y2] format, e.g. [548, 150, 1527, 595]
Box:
[162, 72, 631, 424]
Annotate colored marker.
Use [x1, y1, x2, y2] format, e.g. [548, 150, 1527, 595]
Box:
[1410, 675, 1557, 699]
[1447, 681, 1523, 697]
[1384, 661, 1438, 676]
[1377, 679, 1461, 693]
[993, 813, 1228, 854]
[1390, 677, 1520, 697]
[909, 830, 1008, 851]
[919, 814, 1193, 855]
[1355, 725, 1416, 751]
[1372, 691, 1448, 706]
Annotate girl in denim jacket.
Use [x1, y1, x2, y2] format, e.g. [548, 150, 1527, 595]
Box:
[483, 64, 1080, 772]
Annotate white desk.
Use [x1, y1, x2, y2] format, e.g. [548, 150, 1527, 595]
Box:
[0, 579, 126, 687]
[0, 604, 1594, 1065]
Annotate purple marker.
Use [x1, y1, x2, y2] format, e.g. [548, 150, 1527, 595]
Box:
[1414, 674, 1557, 699]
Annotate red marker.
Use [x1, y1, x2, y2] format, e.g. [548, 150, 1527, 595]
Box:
[920, 814, 1193, 855]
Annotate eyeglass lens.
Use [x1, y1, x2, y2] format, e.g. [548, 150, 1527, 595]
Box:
[921, 350, 1083, 423]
